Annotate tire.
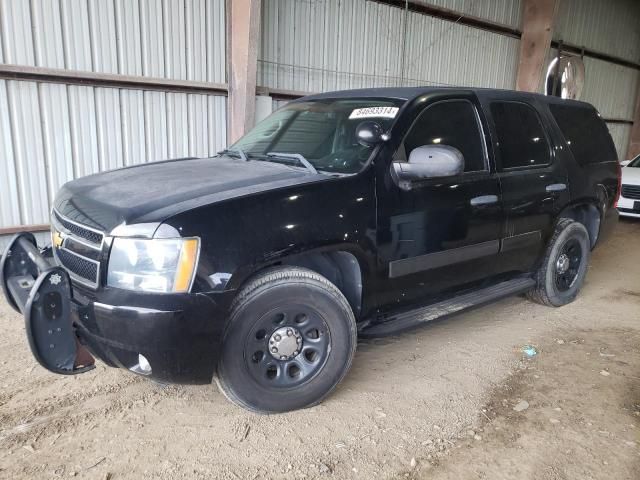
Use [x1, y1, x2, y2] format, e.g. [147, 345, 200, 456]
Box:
[527, 218, 591, 307]
[216, 266, 357, 413]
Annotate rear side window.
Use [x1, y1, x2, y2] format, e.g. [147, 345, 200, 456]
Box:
[403, 100, 486, 172]
[490, 102, 551, 169]
[548, 104, 618, 164]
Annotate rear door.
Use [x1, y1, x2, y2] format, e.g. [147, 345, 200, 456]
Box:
[483, 98, 570, 274]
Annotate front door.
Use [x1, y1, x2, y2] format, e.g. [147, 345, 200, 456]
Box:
[375, 96, 503, 311]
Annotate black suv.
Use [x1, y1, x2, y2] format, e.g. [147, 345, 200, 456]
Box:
[1, 87, 619, 413]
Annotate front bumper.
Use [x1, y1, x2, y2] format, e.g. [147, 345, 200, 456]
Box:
[1, 232, 234, 384]
[617, 195, 640, 218]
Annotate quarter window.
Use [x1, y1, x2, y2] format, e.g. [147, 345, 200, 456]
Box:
[402, 100, 487, 172]
[548, 103, 617, 165]
[491, 102, 551, 169]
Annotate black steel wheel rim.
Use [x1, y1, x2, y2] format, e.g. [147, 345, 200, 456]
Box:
[554, 238, 582, 292]
[244, 304, 331, 389]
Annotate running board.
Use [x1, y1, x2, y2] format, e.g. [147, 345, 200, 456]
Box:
[360, 277, 536, 338]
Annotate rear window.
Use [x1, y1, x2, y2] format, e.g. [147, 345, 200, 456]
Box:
[548, 104, 618, 165]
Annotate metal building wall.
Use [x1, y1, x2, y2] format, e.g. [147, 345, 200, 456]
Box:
[258, 0, 520, 93]
[553, 0, 640, 159]
[423, 0, 522, 28]
[0, 0, 227, 248]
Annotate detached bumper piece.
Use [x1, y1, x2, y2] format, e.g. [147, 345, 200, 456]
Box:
[0, 232, 95, 375]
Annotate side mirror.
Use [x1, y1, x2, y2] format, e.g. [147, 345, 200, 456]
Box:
[392, 145, 464, 190]
[620, 160, 630, 167]
[356, 121, 386, 146]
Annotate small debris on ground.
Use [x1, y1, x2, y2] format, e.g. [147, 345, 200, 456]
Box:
[513, 400, 530, 412]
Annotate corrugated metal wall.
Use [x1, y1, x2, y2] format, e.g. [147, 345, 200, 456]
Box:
[0, 0, 227, 247]
[258, 0, 520, 92]
[553, 0, 640, 159]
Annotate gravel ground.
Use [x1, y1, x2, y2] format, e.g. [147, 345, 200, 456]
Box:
[0, 219, 638, 480]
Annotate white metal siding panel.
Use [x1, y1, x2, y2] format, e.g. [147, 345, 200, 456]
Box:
[60, 0, 93, 71]
[259, 0, 518, 92]
[207, 95, 227, 152]
[187, 94, 209, 157]
[0, 0, 35, 65]
[0, 80, 20, 227]
[424, 0, 522, 28]
[95, 87, 124, 171]
[68, 85, 100, 177]
[120, 89, 147, 165]
[6, 81, 49, 224]
[143, 90, 169, 162]
[607, 124, 631, 160]
[115, 0, 143, 76]
[140, 0, 166, 77]
[581, 57, 639, 121]
[186, 0, 207, 82]
[0, 0, 226, 82]
[403, 11, 519, 89]
[39, 83, 74, 199]
[88, 0, 119, 74]
[31, 0, 65, 68]
[206, 0, 226, 83]
[555, 0, 640, 64]
[163, 0, 187, 80]
[166, 92, 190, 158]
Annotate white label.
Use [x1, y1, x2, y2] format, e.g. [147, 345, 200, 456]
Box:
[349, 106, 399, 120]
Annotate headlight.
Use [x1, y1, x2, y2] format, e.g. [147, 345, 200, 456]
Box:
[107, 237, 200, 293]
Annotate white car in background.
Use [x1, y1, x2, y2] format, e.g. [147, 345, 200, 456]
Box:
[618, 154, 640, 218]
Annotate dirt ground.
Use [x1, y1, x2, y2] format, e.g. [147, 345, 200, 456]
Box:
[1, 220, 639, 480]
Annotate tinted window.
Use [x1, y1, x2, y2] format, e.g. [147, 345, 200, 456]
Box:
[491, 102, 550, 169]
[403, 100, 486, 172]
[549, 103, 618, 165]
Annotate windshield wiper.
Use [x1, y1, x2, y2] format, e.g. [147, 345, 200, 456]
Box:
[266, 152, 318, 175]
[218, 148, 248, 161]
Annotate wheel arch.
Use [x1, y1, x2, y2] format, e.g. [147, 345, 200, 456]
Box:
[226, 244, 371, 320]
[557, 200, 601, 248]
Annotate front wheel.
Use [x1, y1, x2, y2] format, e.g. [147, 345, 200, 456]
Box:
[527, 218, 591, 307]
[216, 267, 357, 413]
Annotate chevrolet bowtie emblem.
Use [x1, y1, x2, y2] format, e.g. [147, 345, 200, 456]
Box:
[52, 230, 64, 249]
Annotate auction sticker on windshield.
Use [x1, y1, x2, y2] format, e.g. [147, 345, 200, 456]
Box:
[349, 107, 399, 119]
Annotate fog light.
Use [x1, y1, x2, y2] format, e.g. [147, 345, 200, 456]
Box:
[130, 354, 152, 375]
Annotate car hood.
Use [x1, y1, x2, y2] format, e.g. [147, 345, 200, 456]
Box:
[54, 156, 327, 235]
[622, 166, 640, 185]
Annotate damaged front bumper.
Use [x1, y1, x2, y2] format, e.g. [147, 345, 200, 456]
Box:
[1, 232, 234, 383]
[0, 232, 95, 374]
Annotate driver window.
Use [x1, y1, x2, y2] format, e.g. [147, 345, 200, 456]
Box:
[400, 100, 487, 172]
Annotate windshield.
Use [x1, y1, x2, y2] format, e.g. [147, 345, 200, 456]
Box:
[231, 98, 405, 174]
[628, 155, 640, 167]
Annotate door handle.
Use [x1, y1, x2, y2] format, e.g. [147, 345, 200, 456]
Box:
[546, 183, 567, 192]
[470, 195, 499, 206]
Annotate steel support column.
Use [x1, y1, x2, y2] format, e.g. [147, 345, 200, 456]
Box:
[227, 0, 261, 144]
[516, 0, 559, 92]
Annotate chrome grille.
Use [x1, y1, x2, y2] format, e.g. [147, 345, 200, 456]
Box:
[53, 210, 104, 245]
[51, 210, 103, 289]
[621, 184, 640, 200]
[55, 248, 99, 283]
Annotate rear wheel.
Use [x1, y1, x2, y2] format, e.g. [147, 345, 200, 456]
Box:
[216, 267, 357, 413]
[527, 218, 591, 307]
